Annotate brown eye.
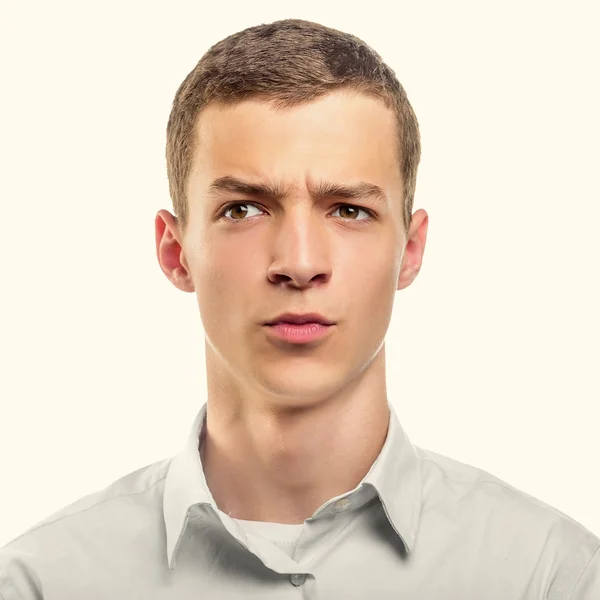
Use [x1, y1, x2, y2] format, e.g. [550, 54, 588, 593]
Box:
[332, 205, 372, 221]
[229, 205, 247, 219]
[338, 205, 359, 219]
[222, 203, 263, 220]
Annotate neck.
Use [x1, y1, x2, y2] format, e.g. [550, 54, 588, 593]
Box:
[199, 346, 391, 524]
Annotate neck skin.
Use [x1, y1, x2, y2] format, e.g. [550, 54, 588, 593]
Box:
[199, 342, 391, 525]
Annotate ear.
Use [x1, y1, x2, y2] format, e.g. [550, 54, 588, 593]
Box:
[155, 209, 195, 293]
[397, 209, 429, 291]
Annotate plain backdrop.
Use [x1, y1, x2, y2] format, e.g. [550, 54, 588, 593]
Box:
[0, 0, 598, 547]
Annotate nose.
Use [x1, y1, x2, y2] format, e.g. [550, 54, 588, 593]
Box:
[266, 209, 332, 289]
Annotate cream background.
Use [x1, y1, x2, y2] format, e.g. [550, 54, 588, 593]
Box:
[0, 0, 598, 546]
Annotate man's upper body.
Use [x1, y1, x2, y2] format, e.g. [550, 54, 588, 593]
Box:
[1, 399, 598, 599]
[5, 17, 598, 600]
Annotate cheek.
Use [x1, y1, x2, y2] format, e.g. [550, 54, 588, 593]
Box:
[356, 248, 398, 291]
[195, 247, 256, 320]
[354, 258, 398, 323]
[199, 234, 250, 282]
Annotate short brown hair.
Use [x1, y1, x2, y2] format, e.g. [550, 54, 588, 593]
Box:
[166, 18, 421, 236]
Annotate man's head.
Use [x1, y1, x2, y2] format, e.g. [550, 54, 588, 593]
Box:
[156, 18, 428, 410]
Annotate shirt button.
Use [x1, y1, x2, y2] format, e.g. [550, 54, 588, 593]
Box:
[333, 498, 351, 512]
[290, 573, 306, 586]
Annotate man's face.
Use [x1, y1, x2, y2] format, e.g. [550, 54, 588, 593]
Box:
[169, 90, 422, 406]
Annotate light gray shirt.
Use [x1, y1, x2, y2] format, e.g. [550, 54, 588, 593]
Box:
[1, 401, 598, 599]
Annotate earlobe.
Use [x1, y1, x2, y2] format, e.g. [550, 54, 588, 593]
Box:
[397, 260, 417, 291]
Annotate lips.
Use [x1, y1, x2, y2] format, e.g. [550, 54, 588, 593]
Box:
[266, 320, 334, 343]
[265, 312, 335, 326]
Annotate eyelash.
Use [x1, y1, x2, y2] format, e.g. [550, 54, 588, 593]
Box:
[218, 202, 375, 224]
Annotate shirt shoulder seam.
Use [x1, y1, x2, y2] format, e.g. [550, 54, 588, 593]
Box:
[6, 473, 168, 546]
[417, 456, 595, 532]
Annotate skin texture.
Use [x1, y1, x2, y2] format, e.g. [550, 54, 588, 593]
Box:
[155, 89, 429, 524]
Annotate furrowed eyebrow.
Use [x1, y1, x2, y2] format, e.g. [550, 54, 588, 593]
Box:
[207, 176, 387, 205]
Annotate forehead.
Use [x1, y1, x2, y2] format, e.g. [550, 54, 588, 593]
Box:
[188, 90, 402, 198]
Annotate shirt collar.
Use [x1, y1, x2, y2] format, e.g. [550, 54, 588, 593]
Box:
[163, 400, 423, 569]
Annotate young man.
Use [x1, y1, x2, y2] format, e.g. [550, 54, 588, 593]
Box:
[1, 18, 598, 599]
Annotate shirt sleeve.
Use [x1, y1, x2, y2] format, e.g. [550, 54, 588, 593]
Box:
[570, 545, 600, 599]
